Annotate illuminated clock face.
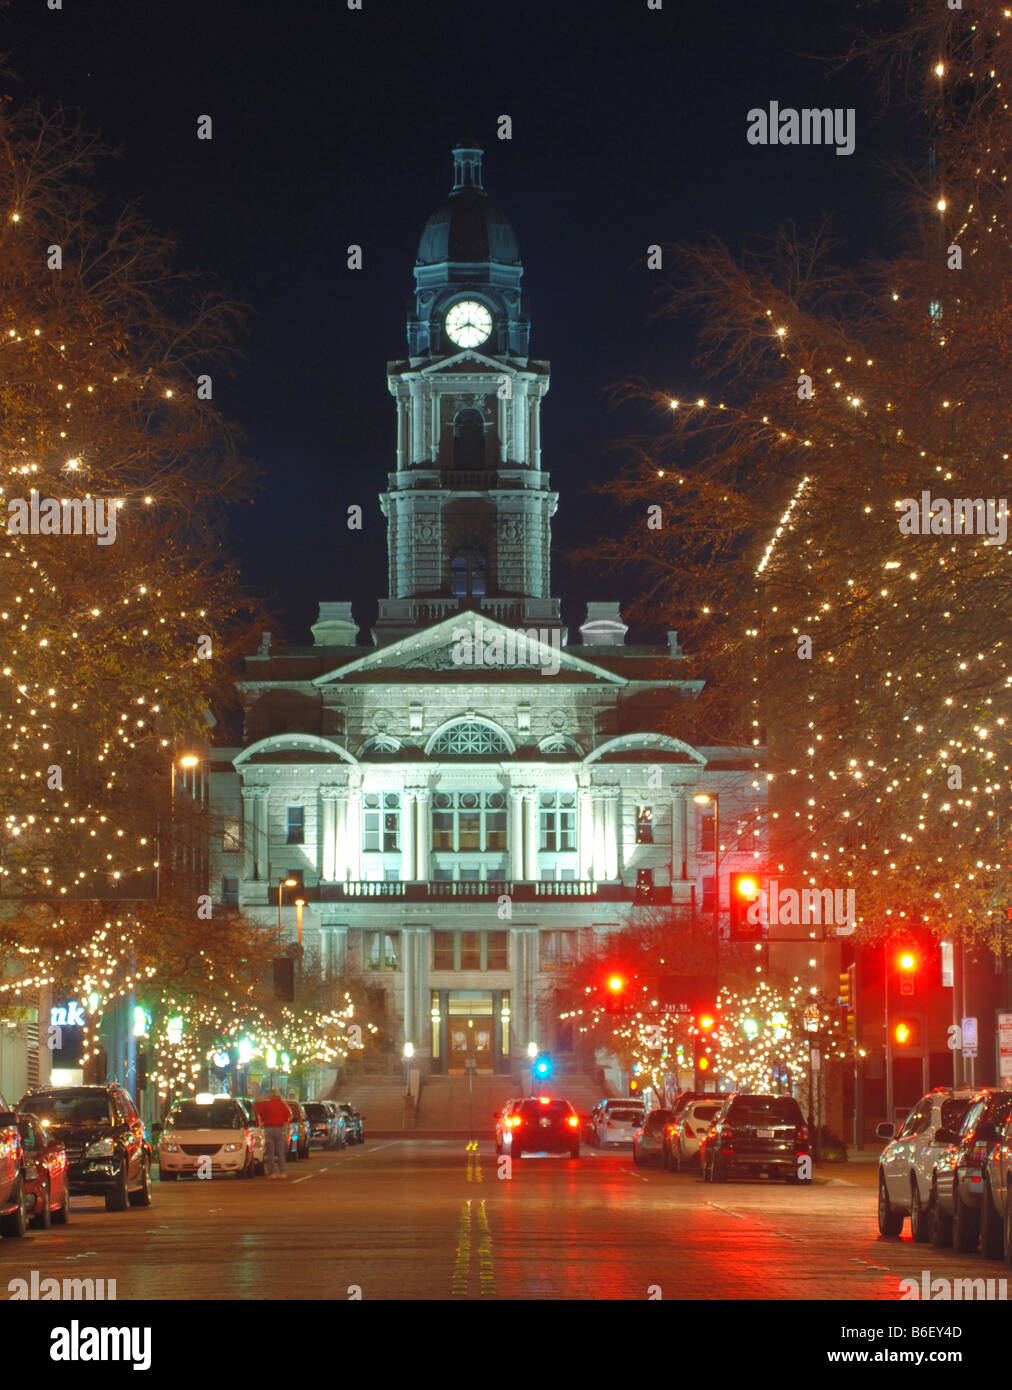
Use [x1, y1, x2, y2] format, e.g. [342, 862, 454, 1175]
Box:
[445, 300, 493, 349]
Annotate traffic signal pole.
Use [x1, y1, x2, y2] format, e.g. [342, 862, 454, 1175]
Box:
[884, 943, 893, 1126]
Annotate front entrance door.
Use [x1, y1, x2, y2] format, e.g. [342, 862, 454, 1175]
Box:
[448, 1016, 493, 1073]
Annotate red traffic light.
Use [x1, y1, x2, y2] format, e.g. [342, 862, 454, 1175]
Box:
[607, 975, 625, 993]
[698, 1014, 716, 1032]
[898, 951, 916, 971]
[735, 876, 759, 898]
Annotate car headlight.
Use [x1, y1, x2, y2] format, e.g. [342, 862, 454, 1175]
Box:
[163, 1143, 180, 1153]
[85, 1136, 115, 1158]
[223, 1142, 242, 1152]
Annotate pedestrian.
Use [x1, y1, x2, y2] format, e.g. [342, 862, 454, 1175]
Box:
[257, 1089, 292, 1179]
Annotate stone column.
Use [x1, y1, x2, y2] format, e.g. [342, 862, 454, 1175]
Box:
[414, 790, 431, 882]
[240, 787, 258, 882]
[395, 396, 406, 468]
[524, 791, 539, 882]
[243, 786, 270, 882]
[578, 785, 594, 880]
[604, 788, 620, 882]
[529, 393, 541, 470]
[401, 789, 417, 882]
[497, 391, 507, 463]
[401, 926, 429, 1052]
[509, 784, 526, 880]
[345, 776, 364, 882]
[510, 925, 539, 1050]
[671, 791, 685, 880]
[409, 380, 422, 463]
[319, 788, 339, 881]
[429, 386, 440, 462]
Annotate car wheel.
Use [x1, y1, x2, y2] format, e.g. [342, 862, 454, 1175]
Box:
[877, 1174, 903, 1236]
[909, 1179, 929, 1243]
[105, 1164, 129, 1212]
[51, 1188, 69, 1225]
[981, 1177, 1003, 1260]
[0, 1179, 27, 1238]
[159, 1167, 178, 1181]
[632, 1142, 642, 1165]
[929, 1180, 953, 1248]
[952, 1179, 980, 1254]
[128, 1158, 152, 1207]
[31, 1180, 52, 1230]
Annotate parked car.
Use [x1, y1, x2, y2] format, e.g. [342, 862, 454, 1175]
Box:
[156, 1095, 260, 1180]
[285, 1099, 311, 1160]
[632, 1108, 673, 1166]
[17, 1112, 70, 1228]
[304, 1101, 343, 1149]
[984, 1108, 1012, 1265]
[593, 1099, 645, 1148]
[19, 1084, 152, 1212]
[235, 1098, 267, 1174]
[661, 1091, 731, 1170]
[495, 1096, 580, 1158]
[0, 1088, 28, 1238]
[666, 1098, 725, 1173]
[701, 1093, 811, 1184]
[336, 1102, 364, 1145]
[932, 1089, 1012, 1253]
[876, 1086, 979, 1240]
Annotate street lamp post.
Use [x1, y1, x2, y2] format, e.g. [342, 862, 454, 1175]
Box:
[294, 898, 305, 1001]
[693, 793, 720, 992]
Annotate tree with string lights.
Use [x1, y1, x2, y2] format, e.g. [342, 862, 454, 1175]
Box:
[578, 5, 1012, 951]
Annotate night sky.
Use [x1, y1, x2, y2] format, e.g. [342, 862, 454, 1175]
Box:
[7, 0, 918, 643]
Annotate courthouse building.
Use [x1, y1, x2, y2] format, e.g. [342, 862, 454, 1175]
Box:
[208, 144, 763, 1081]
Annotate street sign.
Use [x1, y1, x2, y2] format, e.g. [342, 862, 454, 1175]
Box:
[962, 1017, 978, 1051]
[999, 1013, 1012, 1082]
[661, 1003, 692, 1014]
[941, 941, 954, 988]
[963, 1047, 978, 1060]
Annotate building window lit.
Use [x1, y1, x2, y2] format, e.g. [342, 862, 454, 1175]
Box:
[286, 806, 305, 845]
[431, 791, 506, 850]
[364, 931, 401, 972]
[363, 792, 400, 851]
[430, 722, 509, 756]
[636, 805, 654, 844]
[222, 817, 240, 852]
[539, 791, 576, 851]
[431, 930, 509, 971]
[542, 930, 575, 968]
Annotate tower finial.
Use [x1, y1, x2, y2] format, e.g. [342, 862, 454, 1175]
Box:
[452, 142, 484, 192]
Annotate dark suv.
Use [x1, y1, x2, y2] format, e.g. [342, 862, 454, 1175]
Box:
[701, 1093, 811, 1184]
[495, 1097, 581, 1159]
[0, 1088, 27, 1238]
[18, 1084, 152, 1211]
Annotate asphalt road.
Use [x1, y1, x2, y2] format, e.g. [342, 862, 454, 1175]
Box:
[0, 1141, 1005, 1302]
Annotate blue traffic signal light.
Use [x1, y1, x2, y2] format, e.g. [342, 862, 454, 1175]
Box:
[533, 1053, 553, 1080]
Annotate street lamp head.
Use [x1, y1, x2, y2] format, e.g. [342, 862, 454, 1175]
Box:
[693, 793, 712, 805]
[294, 898, 305, 907]
[283, 878, 297, 887]
[403, 1041, 415, 1059]
[178, 754, 199, 768]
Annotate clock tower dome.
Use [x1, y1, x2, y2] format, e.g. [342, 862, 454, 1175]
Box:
[377, 143, 560, 645]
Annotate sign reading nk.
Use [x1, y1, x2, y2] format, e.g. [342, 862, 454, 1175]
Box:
[50, 1001, 86, 1027]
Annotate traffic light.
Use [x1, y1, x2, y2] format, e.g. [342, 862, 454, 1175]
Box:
[729, 872, 763, 941]
[628, 1076, 641, 1097]
[694, 1009, 716, 1088]
[897, 949, 917, 997]
[533, 1052, 553, 1082]
[892, 1019, 920, 1048]
[838, 969, 853, 1010]
[604, 973, 627, 1012]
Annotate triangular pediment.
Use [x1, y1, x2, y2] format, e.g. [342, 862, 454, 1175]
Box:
[313, 611, 626, 686]
[421, 350, 516, 376]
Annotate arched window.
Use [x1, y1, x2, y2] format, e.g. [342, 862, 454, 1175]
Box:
[430, 720, 510, 756]
[453, 409, 485, 471]
[451, 550, 486, 598]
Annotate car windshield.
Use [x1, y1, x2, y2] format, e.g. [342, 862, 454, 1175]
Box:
[691, 1104, 721, 1122]
[20, 1093, 113, 1127]
[167, 1101, 244, 1130]
[727, 1097, 804, 1126]
[304, 1104, 327, 1119]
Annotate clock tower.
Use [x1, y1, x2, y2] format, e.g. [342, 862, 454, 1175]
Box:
[377, 143, 561, 645]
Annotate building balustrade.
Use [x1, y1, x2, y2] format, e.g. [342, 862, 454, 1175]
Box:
[257, 878, 673, 904]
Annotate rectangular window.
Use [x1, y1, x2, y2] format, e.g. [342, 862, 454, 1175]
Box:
[636, 805, 654, 844]
[486, 932, 508, 970]
[460, 932, 481, 970]
[432, 812, 454, 852]
[701, 874, 715, 913]
[539, 792, 577, 852]
[432, 867, 453, 881]
[363, 793, 400, 852]
[222, 817, 240, 853]
[459, 868, 479, 882]
[485, 810, 507, 850]
[458, 811, 481, 851]
[433, 931, 454, 970]
[221, 876, 239, 907]
[543, 931, 575, 967]
[365, 931, 401, 971]
[700, 811, 715, 854]
[286, 806, 305, 845]
[430, 793, 508, 852]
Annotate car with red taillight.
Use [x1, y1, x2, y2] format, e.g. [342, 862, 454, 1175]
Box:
[876, 1086, 979, 1241]
[17, 1112, 70, 1228]
[666, 1099, 723, 1173]
[933, 1088, 1012, 1254]
[495, 1097, 580, 1159]
[633, 1108, 673, 1165]
[701, 1093, 811, 1184]
[592, 1098, 644, 1148]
